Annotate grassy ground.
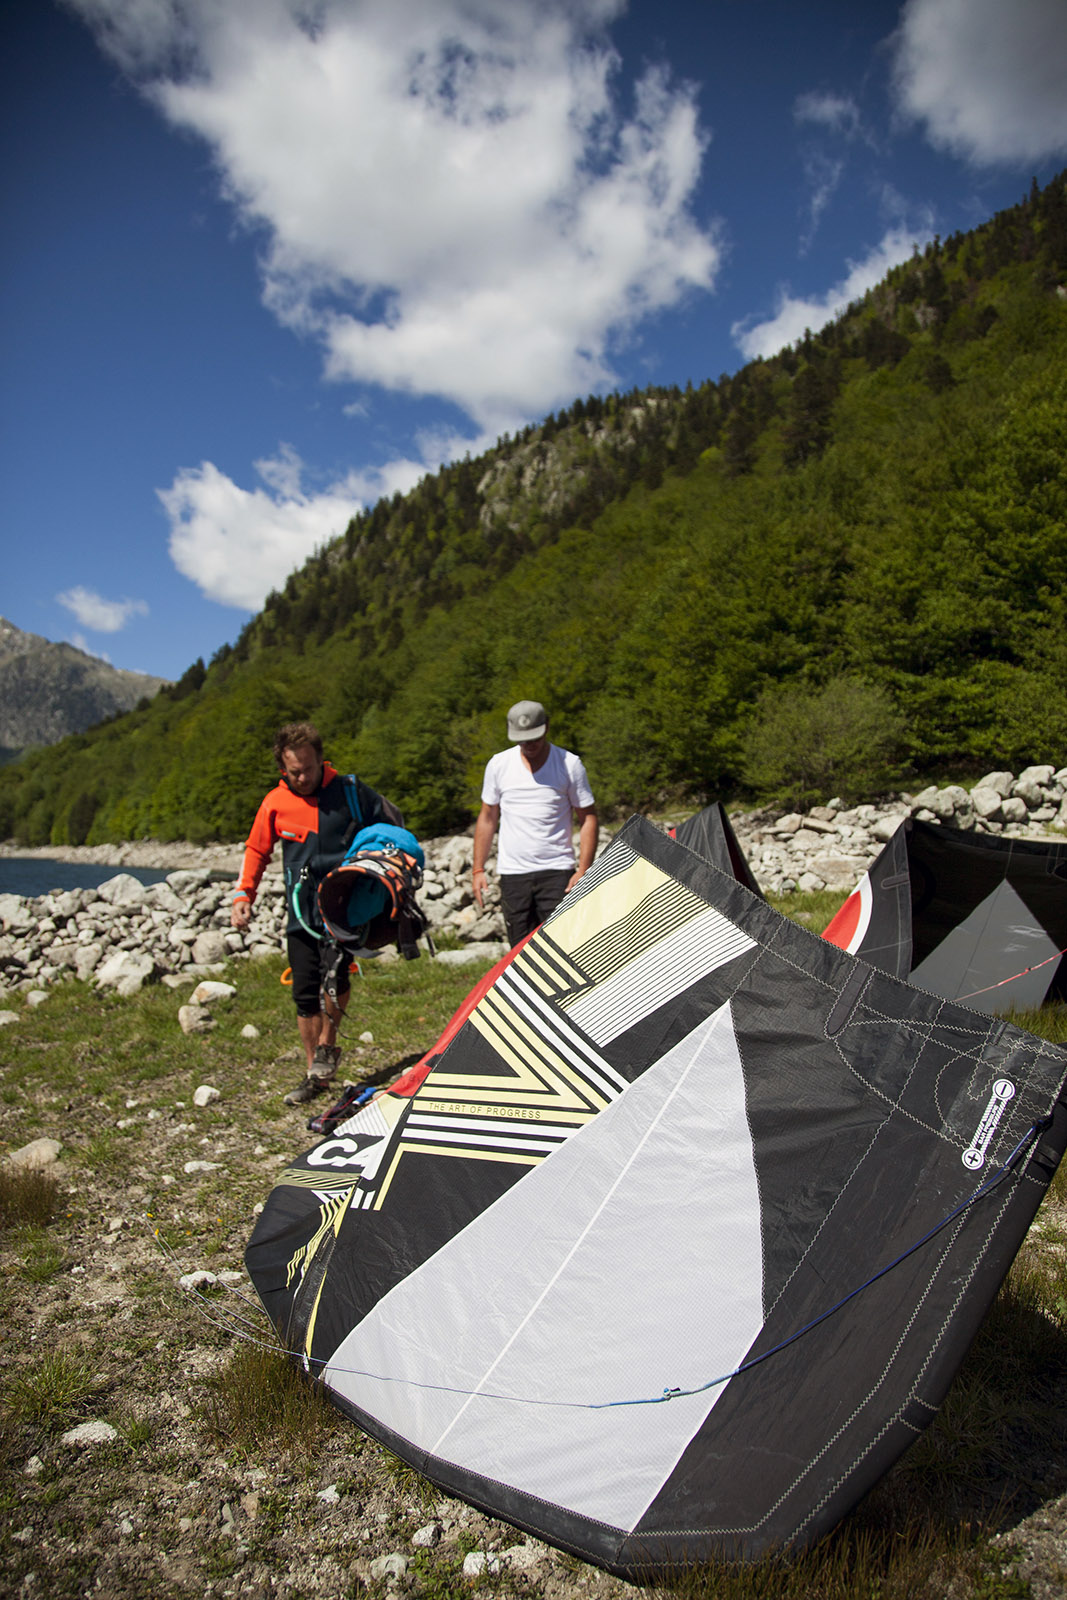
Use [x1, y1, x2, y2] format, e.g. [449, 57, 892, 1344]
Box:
[0, 926, 1065, 1600]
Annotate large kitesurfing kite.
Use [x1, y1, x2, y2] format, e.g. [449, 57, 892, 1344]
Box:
[824, 817, 1067, 1014]
[246, 816, 1067, 1576]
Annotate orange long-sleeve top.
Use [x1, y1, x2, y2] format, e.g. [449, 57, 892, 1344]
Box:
[234, 761, 343, 904]
[234, 764, 394, 935]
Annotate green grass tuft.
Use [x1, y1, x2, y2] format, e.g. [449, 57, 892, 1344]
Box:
[197, 1342, 340, 1458]
[4, 1346, 106, 1425]
[0, 1163, 59, 1228]
[376, 1447, 440, 1514]
[17, 1226, 66, 1283]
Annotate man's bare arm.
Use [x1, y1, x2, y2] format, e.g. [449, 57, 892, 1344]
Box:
[566, 806, 598, 892]
[472, 802, 500, 909]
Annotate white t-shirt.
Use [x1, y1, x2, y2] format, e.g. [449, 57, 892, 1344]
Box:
[481, 745, 595, 874]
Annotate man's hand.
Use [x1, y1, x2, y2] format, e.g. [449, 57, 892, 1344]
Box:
[231, 899, 252, 930]
[472, 867, 488, 909]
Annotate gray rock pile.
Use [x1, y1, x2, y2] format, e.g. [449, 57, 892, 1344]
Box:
[0, 838, 511, 1000]
[733, 764, 1067, 896]
[0, 865, 287, 999]
[1, 764, 1064, 997]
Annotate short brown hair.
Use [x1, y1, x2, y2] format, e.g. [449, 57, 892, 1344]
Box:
[273, 722, 323, 767]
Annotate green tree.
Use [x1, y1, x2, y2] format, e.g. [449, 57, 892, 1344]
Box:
[742, 676, 908, 808]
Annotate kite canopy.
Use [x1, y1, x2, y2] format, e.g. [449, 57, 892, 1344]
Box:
[247, 816, 1067, 1577]
[671, 801, 764, 897]
[824, 817, 1067, 1014]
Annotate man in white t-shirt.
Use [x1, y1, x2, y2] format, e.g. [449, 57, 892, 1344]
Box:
[472, 699, 597, 947]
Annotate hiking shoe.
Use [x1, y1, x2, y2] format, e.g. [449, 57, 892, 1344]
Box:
[311, 1044, 342, 1076]
[284, 1072, 334, 1106]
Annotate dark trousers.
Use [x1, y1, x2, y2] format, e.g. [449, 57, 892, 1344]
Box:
[499, 869, 572, 947]
[287, 928, 351, 1017]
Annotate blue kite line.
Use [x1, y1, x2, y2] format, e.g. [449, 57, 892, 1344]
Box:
[159, 1116, 1049, 1411]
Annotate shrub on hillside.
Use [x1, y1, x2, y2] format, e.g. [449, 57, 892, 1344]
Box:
[742, 675, 907, 809]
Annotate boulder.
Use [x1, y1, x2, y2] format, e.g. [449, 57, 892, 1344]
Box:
[178, 1004, 216, 1035]
[190, 980, 236, 1005]
[191, 930, 229, 966]
[927, 785, 971, 819]
[0, 895, 35, 933]
[1017, 764, 1055, 788]
[1012, 776, 1046, 807]
[145, 882, 185, 913]
[94, 949, 155, 996]
[970, 786, 1003, 820]
[974, 771, 1015, 798]
[6, 1137, 62, 1169]
[74, 945, 104, 981]
[97, 873, 150, 909]
[166, 869, 213, 893]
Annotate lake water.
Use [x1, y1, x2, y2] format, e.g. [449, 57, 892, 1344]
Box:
[0, 859, 174, 902]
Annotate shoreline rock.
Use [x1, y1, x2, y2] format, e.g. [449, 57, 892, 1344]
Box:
[1, 765, 1065, 998]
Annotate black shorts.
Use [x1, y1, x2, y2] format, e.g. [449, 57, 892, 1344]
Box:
[498, 869, 572, 947]
[287, 929, 351, 1017]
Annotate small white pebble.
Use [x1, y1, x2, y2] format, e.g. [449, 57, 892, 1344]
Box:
[62, 1420, 118, 1447]
[463, 1552, 501, 1578]
[179, 1271, 218, 1292]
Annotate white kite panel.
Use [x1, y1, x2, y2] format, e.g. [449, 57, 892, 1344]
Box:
[325, 999, 764, 1533]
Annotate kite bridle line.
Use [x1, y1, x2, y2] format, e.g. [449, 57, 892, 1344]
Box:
[147, 1113, 1053, 1411]
[954, 944, 1067, 1002]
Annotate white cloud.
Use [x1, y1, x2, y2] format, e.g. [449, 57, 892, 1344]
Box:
[56, 587, 149, 633]
[731, 225, 932, 361]
[891, 0, 1067, 165]
[791, 93, 869, 255]
[69, 0, 720, 435]
[159, 448, 361, 609]
[794, 91, 862, 139]
[156, 441, 482, 609]
[796, 152, 844, 256]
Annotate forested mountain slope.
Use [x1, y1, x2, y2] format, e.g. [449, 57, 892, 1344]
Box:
[2, 174, 1065, 844]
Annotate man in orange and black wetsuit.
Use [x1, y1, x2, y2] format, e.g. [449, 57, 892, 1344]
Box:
[231, 721, 399, 1106]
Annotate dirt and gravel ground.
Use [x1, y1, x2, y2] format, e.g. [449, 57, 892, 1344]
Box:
[0, 943, 651, 1600]
[0, 859, 1065, 1598]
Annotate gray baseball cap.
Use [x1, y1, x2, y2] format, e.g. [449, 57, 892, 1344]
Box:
[507, 700, 548, 741]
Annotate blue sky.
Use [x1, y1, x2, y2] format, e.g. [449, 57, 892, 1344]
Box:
[2, 0, 1066, 681]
